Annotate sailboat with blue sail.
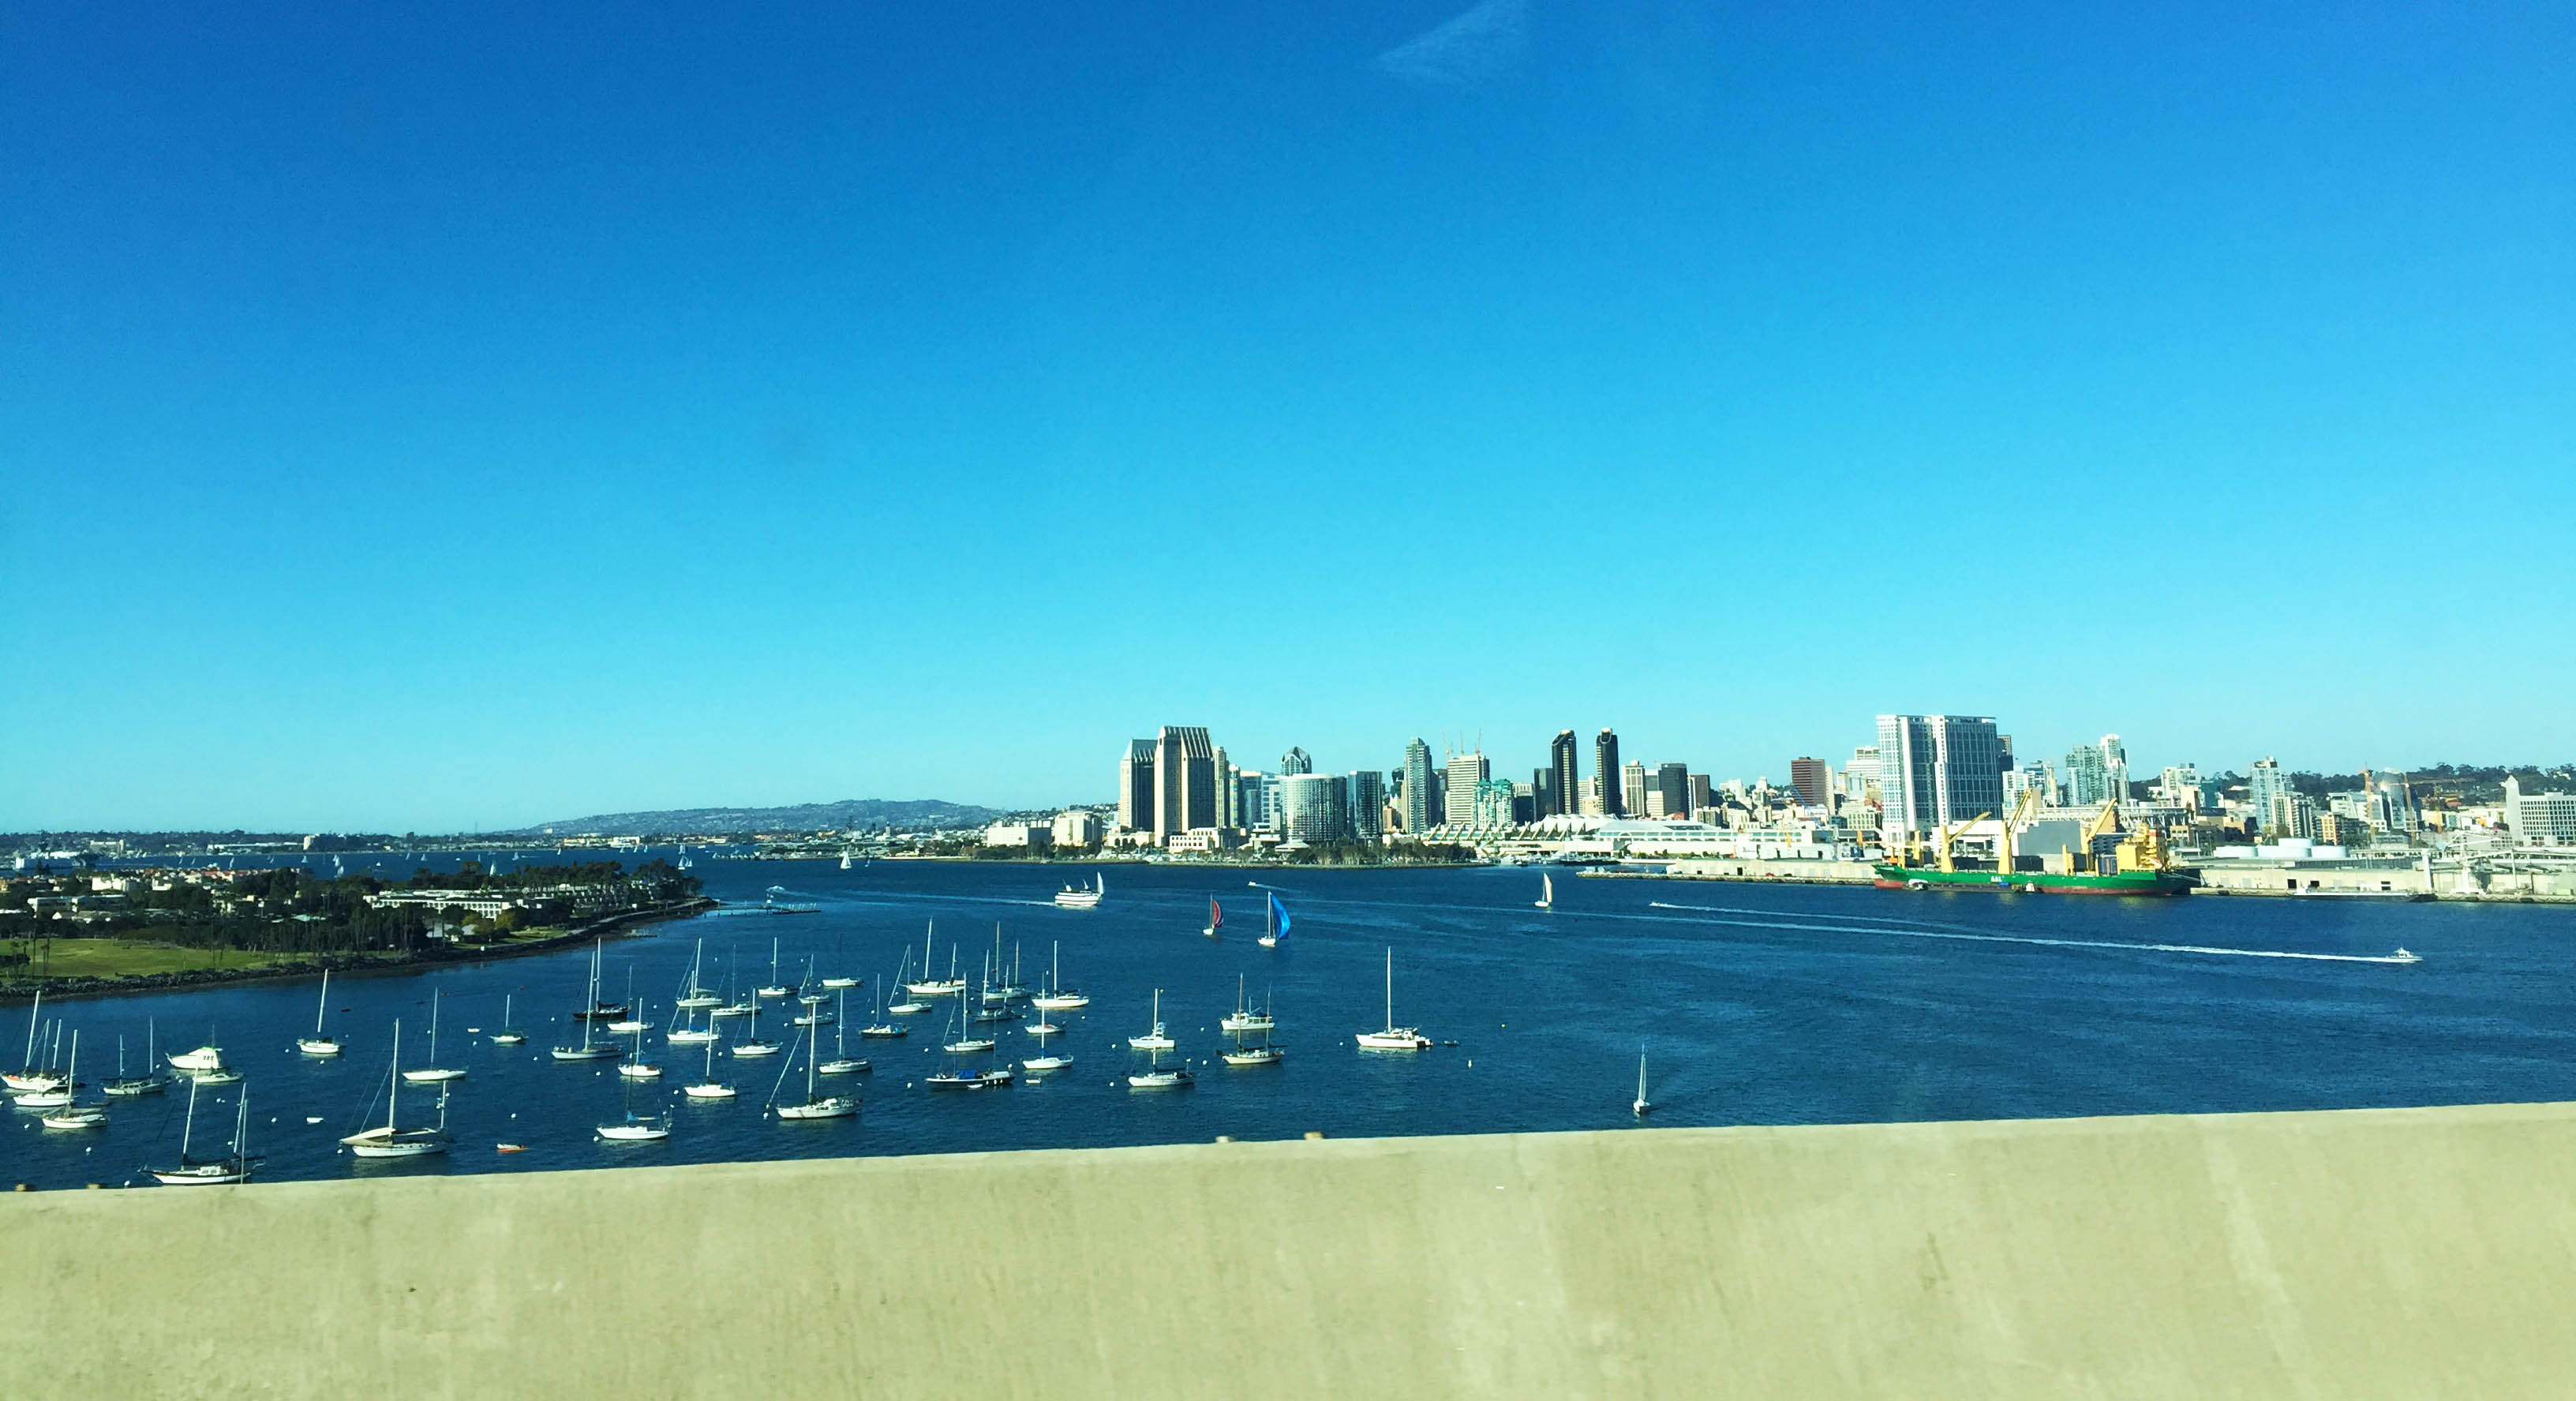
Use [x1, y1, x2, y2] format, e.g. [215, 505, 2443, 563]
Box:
[1258, 892, 1290, 949]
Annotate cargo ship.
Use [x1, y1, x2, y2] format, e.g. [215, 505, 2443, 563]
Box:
[1870, 863, 2195, 896]
[1876, 795, 2196, 897]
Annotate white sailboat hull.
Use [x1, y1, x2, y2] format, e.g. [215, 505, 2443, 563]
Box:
[683, 1083, 737, 1099]
[1356, 1030, 1432, 1051]
[551, 1046, 616, 1061]
[776, 1097, 858, 1119]
[296, 1038, 343, 1056]
[400, 1068, 467, 1084]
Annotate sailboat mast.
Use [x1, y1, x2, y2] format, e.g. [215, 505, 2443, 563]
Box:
[1384, 948, 1394, 1031]
[178, 1077, 199, 1159]
[315, 968, 329, 1036]
[388, 1021, 402, 1132]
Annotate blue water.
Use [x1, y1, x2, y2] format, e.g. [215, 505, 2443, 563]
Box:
[5, 855, 2570, 1189]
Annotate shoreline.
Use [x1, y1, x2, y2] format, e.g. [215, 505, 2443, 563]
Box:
[0, 896, 717, 1006]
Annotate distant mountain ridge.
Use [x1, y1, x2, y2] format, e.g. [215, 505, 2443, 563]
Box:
[524, 799, 1002, 837]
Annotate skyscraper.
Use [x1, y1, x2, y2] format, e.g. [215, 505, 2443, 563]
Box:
[1621, 761, 1649, 819]
[1153, 726, 1218, 844]
[1117, 740, 1155, 832]
[1594, 729, 1623, 815]
[1655, 762, 1689, 820]
[1401, 738, 1434, 833]
[2247, 758, 2294, 836]
[1280, 746, 1312, 776]
[1548, 730, 1579, 822]
[1278, 774, 1349, 844]
[1533, 767, 1559, 818]
[2099, 735, 2129, 803]
[1875, 714, 2006, 835]
[1790, 757, 1831, 808]
[1445, 751, 1489, 830]
[2062, 743, 2110, 806]
[1346, 770, 1385, 841]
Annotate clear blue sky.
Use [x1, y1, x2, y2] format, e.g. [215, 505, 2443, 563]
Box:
[4, 2, 2570, 832]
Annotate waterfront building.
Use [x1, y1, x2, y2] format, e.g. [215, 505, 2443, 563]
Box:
[1594, 729, 1624, 815]
[1790, 757, 1831, 808]
[1050, 811, 1105, 847]
[1844, 745, 1881, 804]
[1118, 740, 1156, 833]
[1279, 773, 1349, 844]
[1548, 731, 1579, 821]
[2269, 792, 2321, 841]
[1472, 777, 1518, 829]
[2158, 765, 2203, 811]
[983, 822, 1050, 848]
[1155, 726, 1219, 845]
[1346, 770, 1386, 841]
[1447, 752, 1490, 828]
[1281, 747, 1312, 776]
[2505, 776, 2576, 845]
[2100, 736, 2129, 803]
[1620, 762, 1649, 821]
[1875, 714, 2006, 836]
[2364, 770, 2418, 836]
[1401, 738, 1436, 833]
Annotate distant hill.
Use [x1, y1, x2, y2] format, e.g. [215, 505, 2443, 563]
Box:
[523, 799, 1002, 837]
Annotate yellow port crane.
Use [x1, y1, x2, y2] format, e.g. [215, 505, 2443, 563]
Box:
[1934, 811, 1993, 874]
[1997, 785, 2042, 875]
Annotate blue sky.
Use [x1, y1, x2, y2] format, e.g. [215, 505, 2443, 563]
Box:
[3, 2, 2570, 831]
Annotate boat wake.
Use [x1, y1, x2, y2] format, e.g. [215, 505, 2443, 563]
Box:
[1640, 902, 2423, 965]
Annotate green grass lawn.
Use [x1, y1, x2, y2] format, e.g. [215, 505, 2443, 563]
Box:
[3, 937, 314, 980]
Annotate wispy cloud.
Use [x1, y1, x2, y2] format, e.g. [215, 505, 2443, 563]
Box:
[1376, 0, 1533, 90]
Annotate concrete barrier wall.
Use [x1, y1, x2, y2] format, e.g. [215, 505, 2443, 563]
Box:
[13, 1103, 2576, 1398]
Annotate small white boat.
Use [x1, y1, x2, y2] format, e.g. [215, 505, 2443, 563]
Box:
[775, 1019, 859, 1118]
[39, 1032, 107, 1128]
[756, 938, 791, 998]
[1202, 897, 1222, 938]
[1127, 1024, 1192, 1090]
[667, 1025, 718, 1045]
[596, 1113, 671, 1142]
[925, 1069, 1013, 1091]
[297, 970, 343, 1056]
[1023, 1000, 1073, 1073]
[401, 990, 467, 1083]
[149, 1079, 255, 1185]
[820, 976, 859, 989]
[2393, 948, 2421, 964]
[343, 1021, 451, 1159]
[859, 976, 906, 1039]
[167, 1043, 227, 1073]
[818, 989, 868, 1073]
[1127, 989, 1175, 1051]
[490, 994, 526, 1046]
[1053, 871, 1104, 909]
[554, 942, 621, 1060]
[1220, 1045, 1282, 1068]
[8, 991, 64, 1092]
[683, 1038, 735, 1099]
[103, 1027, 167, 1097]
[1632, 1051, 1653, 1116]
[1257, 890, 1289, 949]
[1536, 871, 1555, 911]
[617, 1024, 661, 1080]
[1220, 976, 1274, 1034]
[903, 922, 969, 996]
[1354, 947, 1432, 1051]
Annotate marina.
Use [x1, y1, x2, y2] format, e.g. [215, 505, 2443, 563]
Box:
[0, 852, 2554, 1189]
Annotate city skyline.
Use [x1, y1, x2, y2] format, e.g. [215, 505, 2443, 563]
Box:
[7, 6, 2572, 832]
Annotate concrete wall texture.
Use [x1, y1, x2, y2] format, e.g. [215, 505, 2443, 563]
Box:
[12, 1102, 2576, 1398]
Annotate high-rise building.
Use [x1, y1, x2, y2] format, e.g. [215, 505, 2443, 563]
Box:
[1279, 773, 1349, 844]
[1213, 746, 1232, 828]
[1594, 729, 1623, 815]
[1655, 762, 1689, 819]
[1846, 744, 1881, 803]
[1548, 731, 1579, 822]
[1233, 770, 1275, 834]
[1154, 726, 1219, 844]
[1789, 757, 1831, 808]
[1117, 740, 1156, 831]
[2247, 759, 2294, 836]
[2062, 743, 2110, 806]
[1620, 761, 1649, 820]
[1445, 752, 1489, 829]
[1472, 777, 1518, 828]
[2505, 775, 2576, 845]
[1687, 774, 1713, 812]
[2099, 735, 2129, 804]
[2364, 770, 2417, 835]
[1401, 739, 1434, 833]
[1875, 714, 2006, 835]
[1280, 747, 1312, 776]
[1998, 734, 2016, 776]
[1346, 770, 1385, 841]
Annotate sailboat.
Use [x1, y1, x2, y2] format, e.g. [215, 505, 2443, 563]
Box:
[597, 1107, 672, 1142]
[148, 1078, 255, 1185]
[1258, 892, 1290, 949]
[773, 1018, 858, 1119]
[903, 922, 966, 997]
[942, 968, 999, 1054]
[605, 968, 649, 1034]
[1053, 871, 1104, 909]
[297, 969, 343, 1055]
[859, 976, 906, 1039]
[104, 1026, 167, 1096]
[552, 942, 620, 1060]
[1536, 872, 1555, 911]
[400, 989, 467, 1082]
[676, 941, 721, 1010]
[840, 851, 853, 871]
[1203, 898, 1223, 939]
[39, 1032, 108, 1129]
[5, 991, 64, 1094]
[1220, 976, 1275, 1034]
[343, 1021, 452, 1158]
[1632, 1051, 1653, 1116]
[731, 991, 781, 1058]
[1126, 991, 1191, 1089]
[490, 994, 526, 1046]
[1126, 988, 1175, 1051]
[617, 1020, 662, 1080]
[757, 938, 791, 999]
[12, 1028, 74, 1107]
[1028, 941, 1088, 1010]
[683, 1036, 736, 1099]
[1021, 999, 1073, 1073]
[819, 988, 868, 1074]
[1354, 947, 1432, 1051]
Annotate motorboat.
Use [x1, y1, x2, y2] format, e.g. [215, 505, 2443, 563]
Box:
[1126, 989, 1175, 1051]
[925, 1069, 1013, 1091]
[1053, 871, 1104, 909]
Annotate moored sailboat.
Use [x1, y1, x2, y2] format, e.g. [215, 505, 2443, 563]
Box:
[1354, 947, 1432, 1051]
[297, 969, 343, 1056]
[400, 989, 467, 1082]
[343, 1021, 452, 1159]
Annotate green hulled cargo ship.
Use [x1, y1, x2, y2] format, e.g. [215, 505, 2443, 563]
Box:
[1872, 864, 2196, 897]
